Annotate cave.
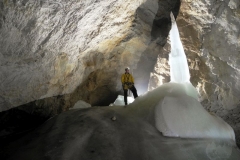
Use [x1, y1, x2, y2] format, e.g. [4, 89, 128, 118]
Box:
[1, 0, 240, 159]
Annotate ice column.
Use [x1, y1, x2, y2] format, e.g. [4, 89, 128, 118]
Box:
[169, 13, 198, 99]
[169, 13, 190, 83]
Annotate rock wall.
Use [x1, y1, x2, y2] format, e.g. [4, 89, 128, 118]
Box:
[179, 0, 240, 110]
[181, 0, 240, 145]
[0, 0, 175, 111]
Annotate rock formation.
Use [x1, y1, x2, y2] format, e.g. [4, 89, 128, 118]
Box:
[0, 0, 179, 112]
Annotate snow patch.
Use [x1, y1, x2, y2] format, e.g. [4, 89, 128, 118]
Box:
[70, 100, 91, 109]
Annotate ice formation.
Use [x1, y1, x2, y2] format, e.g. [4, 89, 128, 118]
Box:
[110, 95, 134, 106]
[70, 100, 91, 109]
[169, 13, 198, 100]
[169, 13, 190, 83]
[153, 13, 235, 141]
[4, 102, 240, 160]
[125, 13, 236, 142]
[127, 83, 235, 142]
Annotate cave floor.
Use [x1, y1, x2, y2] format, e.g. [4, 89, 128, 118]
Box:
[1, 106, 240, 160]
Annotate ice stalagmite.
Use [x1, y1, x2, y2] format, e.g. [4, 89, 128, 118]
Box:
[169, 13, 190, 83]
[169, 12, 198, 100]
[145, 13, 235, 141]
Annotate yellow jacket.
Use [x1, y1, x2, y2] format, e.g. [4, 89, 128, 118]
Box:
[121, 73, 134, 89]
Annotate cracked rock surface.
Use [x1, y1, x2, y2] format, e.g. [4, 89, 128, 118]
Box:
[0, 0, 167, 111]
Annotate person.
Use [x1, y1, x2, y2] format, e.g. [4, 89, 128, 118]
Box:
[121, 67, 138, 105]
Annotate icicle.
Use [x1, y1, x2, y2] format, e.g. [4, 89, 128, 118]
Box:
[169, 12, 198, 100]
[169, 12, 190, 83]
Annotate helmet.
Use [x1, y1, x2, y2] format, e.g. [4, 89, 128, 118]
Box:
[125, 67, 130, 71]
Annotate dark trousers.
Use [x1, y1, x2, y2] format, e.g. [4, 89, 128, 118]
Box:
[124, 85, 138, 105]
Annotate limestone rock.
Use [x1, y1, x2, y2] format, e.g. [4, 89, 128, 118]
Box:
[178, 0, 240, 110]
[0, 0, 170, 111]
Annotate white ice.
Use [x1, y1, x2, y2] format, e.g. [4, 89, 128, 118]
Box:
[127, 83, 235, 142]
[169, 13, 190, 84]
[70, 100, 91, 109]
[169, 13, 198, 100]
[110, 95, 134, 106]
